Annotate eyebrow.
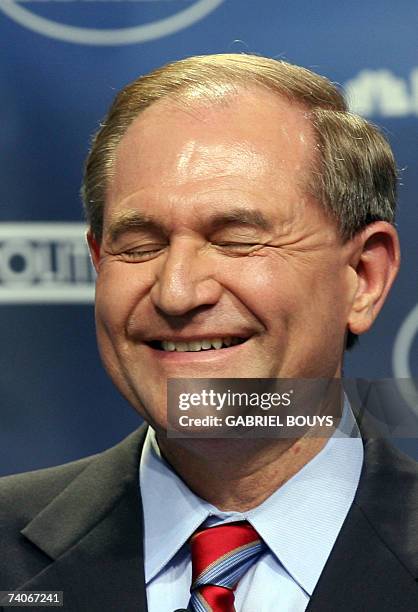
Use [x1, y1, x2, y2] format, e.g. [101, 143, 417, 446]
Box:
[106, 212, 168, 243]
[207, 208, 274, 232]
[106, 207, 274, 243]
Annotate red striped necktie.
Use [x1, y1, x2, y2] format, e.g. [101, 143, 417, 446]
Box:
[188, 521, 266, 612]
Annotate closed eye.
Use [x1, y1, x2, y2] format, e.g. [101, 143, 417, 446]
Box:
[119, 246, 166, 262]
[214, 242, 263, 254]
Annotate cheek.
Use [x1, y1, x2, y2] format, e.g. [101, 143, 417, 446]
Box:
[223, 253, 348, 330]
[216, 256, 300, 330]
[229, 254, 306, 303]
[95, 264, 149, 335]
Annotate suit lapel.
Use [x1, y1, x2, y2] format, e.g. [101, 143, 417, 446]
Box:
[307, 504, 418, 611]
[307, 436, 418, 611]
[17, 426, 149, 612]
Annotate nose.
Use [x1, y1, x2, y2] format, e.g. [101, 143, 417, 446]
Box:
[150, 239, 222, 316]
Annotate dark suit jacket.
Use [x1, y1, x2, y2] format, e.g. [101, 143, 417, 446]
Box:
[1, 424, 418, 611]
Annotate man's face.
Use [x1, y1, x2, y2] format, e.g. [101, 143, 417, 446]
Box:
[92, 89, 358, 431]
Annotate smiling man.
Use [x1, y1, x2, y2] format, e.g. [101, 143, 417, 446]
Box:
[1, 54, 417, 612]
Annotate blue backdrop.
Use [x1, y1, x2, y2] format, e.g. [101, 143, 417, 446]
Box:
[1, 0, 417, 475]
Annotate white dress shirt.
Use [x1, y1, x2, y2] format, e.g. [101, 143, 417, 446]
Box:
[139, 401, 363, 611]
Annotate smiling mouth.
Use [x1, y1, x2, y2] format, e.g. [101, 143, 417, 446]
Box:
[147, 336, 248, 352]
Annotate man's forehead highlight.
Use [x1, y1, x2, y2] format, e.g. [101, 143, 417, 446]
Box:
[108, 88, 316, 201]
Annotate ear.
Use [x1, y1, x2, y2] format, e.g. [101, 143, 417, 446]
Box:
[347, 221, 400, 336]
[86, 229, 101, 272]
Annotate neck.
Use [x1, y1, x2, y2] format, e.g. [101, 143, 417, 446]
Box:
[156, 434, 329, 511]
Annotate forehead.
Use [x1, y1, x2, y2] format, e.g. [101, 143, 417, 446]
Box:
[106, 87, 316, 220]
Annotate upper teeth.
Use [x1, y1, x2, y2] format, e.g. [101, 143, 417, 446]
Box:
[161, 337, 242, 352]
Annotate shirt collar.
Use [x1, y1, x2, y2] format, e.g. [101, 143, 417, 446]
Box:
[140, 399, 363, 595]
[139, 429, 216, 583]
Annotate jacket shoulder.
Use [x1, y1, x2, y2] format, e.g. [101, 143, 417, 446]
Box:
[0, 427, 147, 591]
[0, 455, 96, 526]
[0, 425, 147, 528]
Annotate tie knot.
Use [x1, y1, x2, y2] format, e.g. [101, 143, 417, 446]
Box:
[188, 521, 266, 611]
